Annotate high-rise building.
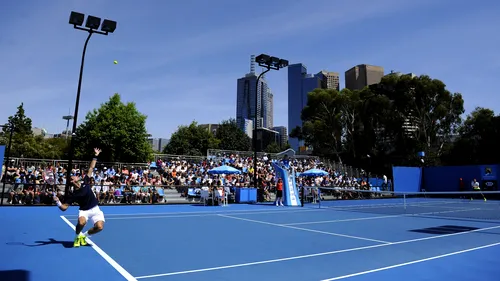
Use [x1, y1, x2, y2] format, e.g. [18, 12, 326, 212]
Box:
[318, 70, 340, 90]
[345, 64, 384, 91]
[198, 123, 219, 135]
[263, 88, 274, 129]
[148, 138, 170, 152]
[272, 126, 288, 148]
[236, 56, 274, 131]
[384, 71, 417, 79]
[255, 127, 280, 152]
[287, 63, 340, 151]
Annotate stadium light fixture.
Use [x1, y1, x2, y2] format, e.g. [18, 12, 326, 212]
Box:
[69, 11, 117, 35]
[252, 54, 289, 190]
[65, 11, 117, 199]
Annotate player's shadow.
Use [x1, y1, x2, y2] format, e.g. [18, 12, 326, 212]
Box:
[0, 270, 30, 281]
[27, 238, 77, 248]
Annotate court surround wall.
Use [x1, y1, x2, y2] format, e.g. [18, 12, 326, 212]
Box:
[393, 164, 500, 192]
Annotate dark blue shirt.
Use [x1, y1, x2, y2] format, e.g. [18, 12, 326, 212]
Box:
[66, 175, 98, 211]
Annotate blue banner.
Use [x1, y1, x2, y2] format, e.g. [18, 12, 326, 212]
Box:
[0, 145, 4, 180]
[480, 165, 497, 181]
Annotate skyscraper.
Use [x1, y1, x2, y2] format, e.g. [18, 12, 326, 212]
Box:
[263, 87, 274, 129]
[236, 56, 274, 132]
[287, 63, 340, 151]
[345, 64, 384, 91]
[272, 126, 288, 148]
[318, 70, 340, 90]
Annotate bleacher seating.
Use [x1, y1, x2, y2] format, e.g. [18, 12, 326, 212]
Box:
[1, 152, 385, 206]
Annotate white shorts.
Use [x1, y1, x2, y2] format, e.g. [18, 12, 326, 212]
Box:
[79, 205, 105, 225]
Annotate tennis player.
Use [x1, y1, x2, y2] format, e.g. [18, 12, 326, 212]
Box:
[53, 148, 105, 247]
[470, 178, 486, 201]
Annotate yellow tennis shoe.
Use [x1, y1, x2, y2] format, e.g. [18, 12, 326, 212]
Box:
[73, 237, 81, 248]
[79, 235, 88, 246]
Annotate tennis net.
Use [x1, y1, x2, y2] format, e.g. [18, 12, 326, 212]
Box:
[304, 187, 500, 221]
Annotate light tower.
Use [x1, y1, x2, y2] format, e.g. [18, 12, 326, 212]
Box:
[62, 115, 73, 139]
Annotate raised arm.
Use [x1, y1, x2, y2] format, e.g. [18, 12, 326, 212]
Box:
[87, 148, 102, 177]
[53, 194, 70, 211]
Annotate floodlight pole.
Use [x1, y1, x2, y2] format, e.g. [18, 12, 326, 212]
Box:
[253, 68, 271, 190]
[0, 124, 14, 206]
[65, 27, 108, 199]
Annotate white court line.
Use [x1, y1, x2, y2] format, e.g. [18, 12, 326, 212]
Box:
[103, 208, 324, 220]
[328, 202, 471, 211]
[64, 207, 323, 217]
[285, 208, 483, 226]
[60, 216, 137, 281]
[284, 215, 401, 226]
[217, 214, 391, 244]
[321, 199, 495, 210]
[320, 241, 500, 280]
[319, 200, 456, 209]
[133, 224, 500, 279]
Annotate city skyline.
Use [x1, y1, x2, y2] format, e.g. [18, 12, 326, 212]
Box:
[236, 55, 277, 134]
[235, 72, 271, 131]
[1, 0, 499, 139]
[287, 63, 341, 151]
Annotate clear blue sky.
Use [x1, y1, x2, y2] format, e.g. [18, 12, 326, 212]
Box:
[1, 0, 499, 139]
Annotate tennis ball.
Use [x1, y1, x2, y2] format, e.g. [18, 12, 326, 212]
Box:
[113, 60, 118, 64]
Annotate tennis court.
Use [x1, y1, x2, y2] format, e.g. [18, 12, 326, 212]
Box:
[1, 191, 500, 281]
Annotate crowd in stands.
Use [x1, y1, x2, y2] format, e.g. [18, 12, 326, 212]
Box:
[1, 153, 384, 205]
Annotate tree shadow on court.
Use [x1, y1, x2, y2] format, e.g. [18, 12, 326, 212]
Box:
[415, 214, 500, 225]
[0, 270, 30, 281]
[409, 225, 500, 236]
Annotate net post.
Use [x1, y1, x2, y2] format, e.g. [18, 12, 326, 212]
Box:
[403, 194, 407, 210]
[301, 184, 304, 207]
[318, 187, 321, 209]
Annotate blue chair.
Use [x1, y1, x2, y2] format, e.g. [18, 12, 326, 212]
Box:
[156, 188, 166, 203]
[187, 188, 200, 198]
[132, 186, 141, 203]
[114, 188, 123, 203]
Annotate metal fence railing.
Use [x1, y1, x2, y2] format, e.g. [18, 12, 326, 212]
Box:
[207, 148, 319, 160]
[320, 158, 363, 178]
[0, 183, 243, 206]
[4, 157, 149, 171]
[152, 154, 206, 162]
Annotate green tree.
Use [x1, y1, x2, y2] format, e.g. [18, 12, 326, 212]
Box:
[282, 142, 292, 150]
[1, 103, 35, 157]
[265, 142, 281, 153]
[73, 93, 153, 163]
[215, 118, 251, 151]
[299, 88, 348, 160]
[444, 107, 500, 165]
[376, 74, 464, 165]
[163, 121, 220, 156]
[289, 126, 303, 142]
[294, 74, 465, 170]
[353, 87, 393, 159]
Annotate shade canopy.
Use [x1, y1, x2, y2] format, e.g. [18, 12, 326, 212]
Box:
[298, 168, 329, 177]
[207, 165, 242, 175]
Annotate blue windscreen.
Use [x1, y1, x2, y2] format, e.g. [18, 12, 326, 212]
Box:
[392, 166, 422, 192]
[423, 165, 480, 192]
[0, 145, 4, 180]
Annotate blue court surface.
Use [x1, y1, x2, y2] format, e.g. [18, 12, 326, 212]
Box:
[2, 202, 500, 281]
